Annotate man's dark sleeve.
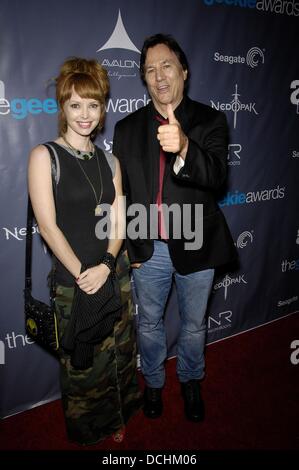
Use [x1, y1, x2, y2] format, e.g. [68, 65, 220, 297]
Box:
[173, 111, 228, 190]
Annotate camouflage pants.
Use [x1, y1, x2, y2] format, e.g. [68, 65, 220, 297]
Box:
[55, 254, 142, 445]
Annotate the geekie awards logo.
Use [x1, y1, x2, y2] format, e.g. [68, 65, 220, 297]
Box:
[0, 80, 57, 120]
[0, 331, 35, 365]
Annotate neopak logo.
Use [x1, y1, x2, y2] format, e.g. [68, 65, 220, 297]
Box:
[2, 225, 48, 253]
[211, 84, 258, 129]
[213, 274, 247, 300]
[2, 224, 40, 241]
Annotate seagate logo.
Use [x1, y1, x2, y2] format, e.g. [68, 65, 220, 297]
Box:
[236, 231, 254, 248]
[214, 47, 265, 68]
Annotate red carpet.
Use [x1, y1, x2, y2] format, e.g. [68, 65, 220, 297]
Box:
[1, 313, 298, 461]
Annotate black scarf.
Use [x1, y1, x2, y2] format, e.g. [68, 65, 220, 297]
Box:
[61, 271, 122, 370]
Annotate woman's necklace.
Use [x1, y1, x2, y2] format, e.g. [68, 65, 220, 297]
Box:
[62, 136, 103, 216]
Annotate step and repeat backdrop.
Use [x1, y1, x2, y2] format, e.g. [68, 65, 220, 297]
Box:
[0, 0, 298, 417]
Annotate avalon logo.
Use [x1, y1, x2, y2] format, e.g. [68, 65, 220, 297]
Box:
[96, 10, 140, 80]
[211, 84, 258, 129]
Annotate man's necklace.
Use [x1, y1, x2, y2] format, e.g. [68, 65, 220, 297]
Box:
[62, 136, 103, 216]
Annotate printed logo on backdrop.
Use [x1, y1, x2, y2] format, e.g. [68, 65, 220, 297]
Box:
[208, 310, 232, 333]
[103, 139, 113, 153]
[296, 229, 299, 244]
[256, 0, 299, 17]
[235, 230, 254, 249]
[0, 340, 4, 365]
[292, 150, 299, 158]
[281, 258, 299, 272]
[0, 331, 35, 365]
[96, 10, 150, 115]
[202, 0, 299, 17]
[290, 80, 299, 114]
[290, 340, 299, 365]
[2, 225, 48, 253]
[228, 143, 242, 166]
[277, 296, 298, 307]
[0, 80, 57, 120]
[211, 84, 258, 129]
[213, 274, 247, 300]
[218, 185, 285, 208]
[214, 47, 265, 69]
[2, 224, 40, 241]
[203, 0, 256, 8]
[97, 10, 140, 81]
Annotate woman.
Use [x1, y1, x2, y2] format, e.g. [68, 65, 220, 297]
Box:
[28, 57, 142, 445]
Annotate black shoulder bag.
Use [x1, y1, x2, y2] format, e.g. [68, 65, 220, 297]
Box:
[24, 143, 59, 351]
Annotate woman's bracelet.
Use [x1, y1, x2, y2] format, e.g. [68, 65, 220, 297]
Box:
[100, 252, 116, 273]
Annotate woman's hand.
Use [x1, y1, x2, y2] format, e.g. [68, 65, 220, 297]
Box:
[76, 264, 110, 294]
[131, 263, 142, 269]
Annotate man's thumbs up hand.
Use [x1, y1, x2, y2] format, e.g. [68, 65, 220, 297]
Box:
[157, 104, 188, 157]
[166, 103, 177, 125]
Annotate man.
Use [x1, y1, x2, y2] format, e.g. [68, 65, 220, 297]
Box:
[113, 34, 237, 422]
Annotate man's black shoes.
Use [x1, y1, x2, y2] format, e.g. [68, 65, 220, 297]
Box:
[181, 379, 205, 422]
[143, 386, 163, 419]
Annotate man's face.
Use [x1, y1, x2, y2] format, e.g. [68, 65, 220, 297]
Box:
[144, 43, 187, 115]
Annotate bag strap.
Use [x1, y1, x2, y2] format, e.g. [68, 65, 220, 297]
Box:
[25, 143, 57, 298]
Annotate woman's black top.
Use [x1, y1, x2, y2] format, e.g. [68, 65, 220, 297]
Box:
[49, 142, 116, 287]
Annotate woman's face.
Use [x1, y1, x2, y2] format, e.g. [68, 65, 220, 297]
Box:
[63, 87, 101, 137]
